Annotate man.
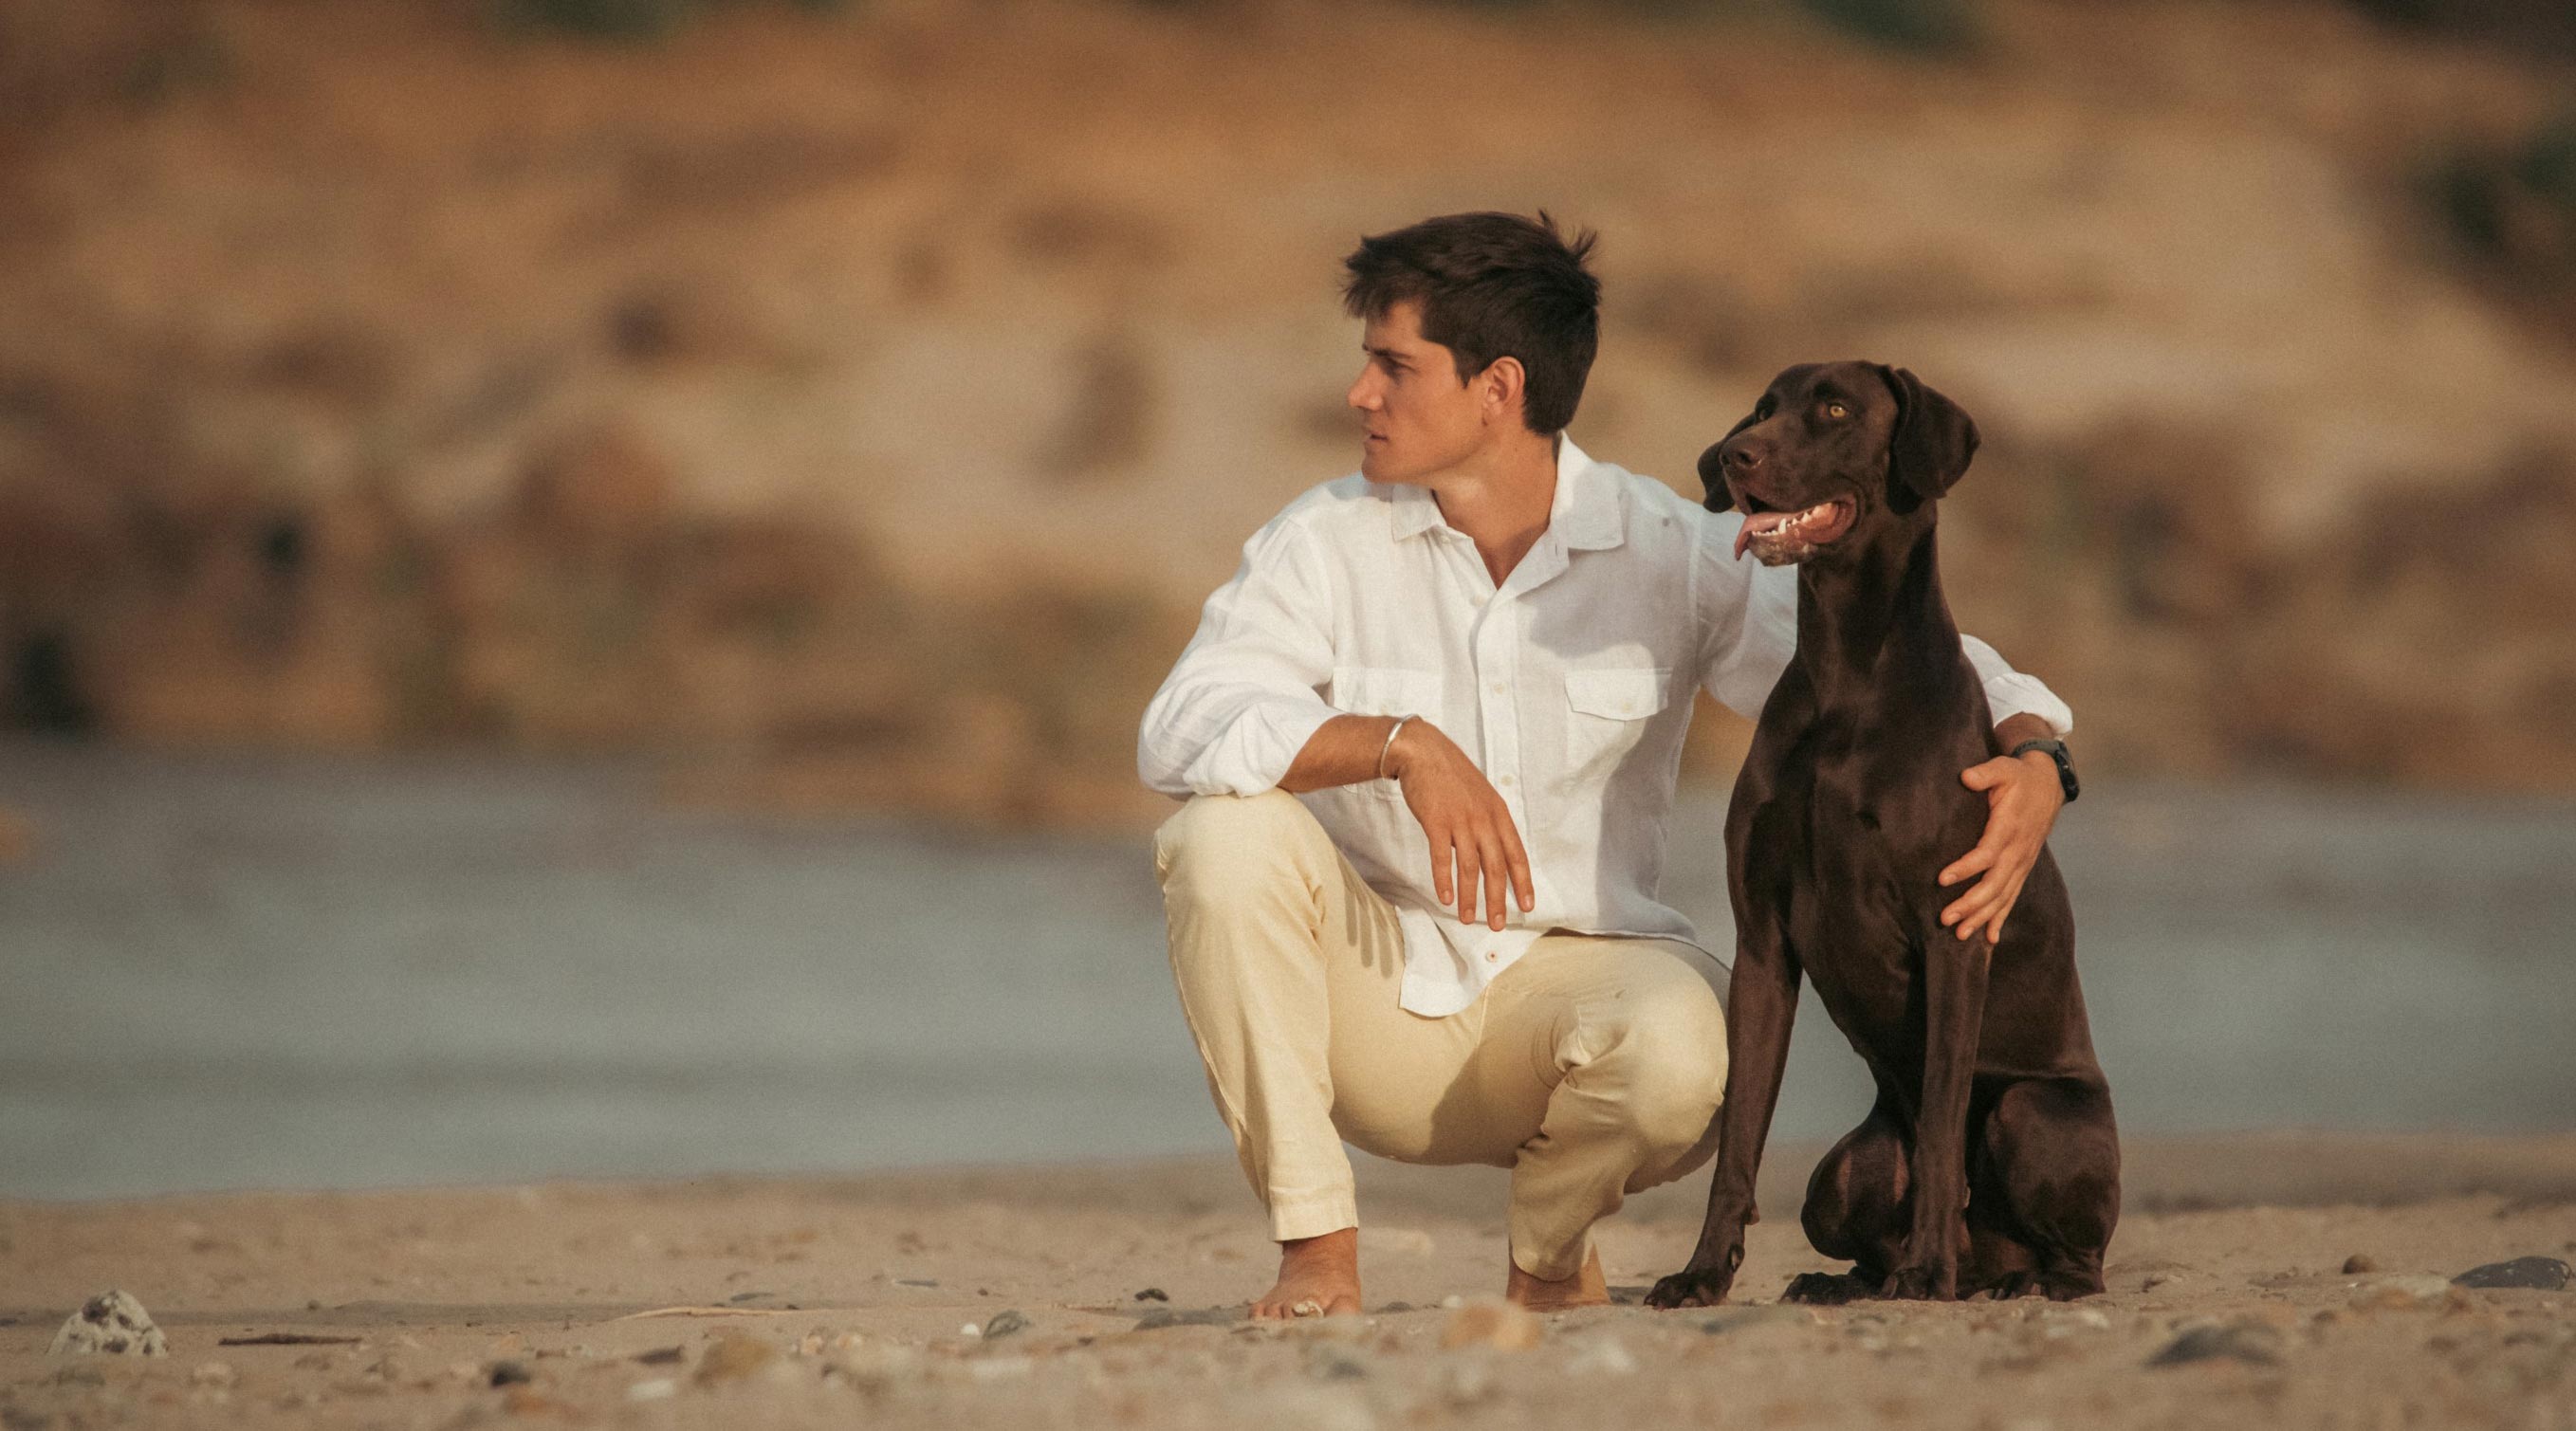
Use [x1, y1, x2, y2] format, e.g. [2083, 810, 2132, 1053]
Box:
[1136, 212, 2071, 1316]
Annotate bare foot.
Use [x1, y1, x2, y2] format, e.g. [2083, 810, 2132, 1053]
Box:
[1250, 1227, 1364, 1319]
[1505, 1245, 1610, 1311]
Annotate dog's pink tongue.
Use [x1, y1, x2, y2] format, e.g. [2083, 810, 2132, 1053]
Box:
[1733, 510, 1793, 560]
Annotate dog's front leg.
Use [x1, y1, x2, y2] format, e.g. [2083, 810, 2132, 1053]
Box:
[1884, 937, 1989, 1300]
[1647, 932, 1800, 1309]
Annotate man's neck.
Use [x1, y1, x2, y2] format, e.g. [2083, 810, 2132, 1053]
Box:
[1428, 429, 1560, 587]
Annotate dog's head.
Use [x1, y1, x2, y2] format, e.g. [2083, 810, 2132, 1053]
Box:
[1698, 361, 1979, 565]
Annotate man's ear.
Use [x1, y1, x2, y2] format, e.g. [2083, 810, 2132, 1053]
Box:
[1477, 355, 1526, 424]
[1695, 407, 1761, 511]
[1873, 365, 1978, 512]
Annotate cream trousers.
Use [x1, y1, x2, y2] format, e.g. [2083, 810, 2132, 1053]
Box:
[1152, 790, 1730, 1280]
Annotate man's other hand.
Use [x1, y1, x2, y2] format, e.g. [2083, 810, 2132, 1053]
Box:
[1386, 721, 1535, 930]
[1936, 746, 2065, 944]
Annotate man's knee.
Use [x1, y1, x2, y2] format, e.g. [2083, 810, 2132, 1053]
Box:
[1591, 982, 1729, 1159]
[1153, 790, 1323, 904]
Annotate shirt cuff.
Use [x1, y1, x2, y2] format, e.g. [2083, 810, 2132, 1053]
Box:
[1983, 672, 2073, 740]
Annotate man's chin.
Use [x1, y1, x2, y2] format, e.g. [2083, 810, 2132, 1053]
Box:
[1360, 446, 1424, 486]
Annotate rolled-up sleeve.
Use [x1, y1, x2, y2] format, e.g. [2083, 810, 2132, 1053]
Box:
[1693, 511, 2073, 736]
[1961, 636, 2072, 738]
[1136, 516, 1341, 798]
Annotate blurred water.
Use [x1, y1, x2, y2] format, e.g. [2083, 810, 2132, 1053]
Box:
[1, 746, 2569, 1200]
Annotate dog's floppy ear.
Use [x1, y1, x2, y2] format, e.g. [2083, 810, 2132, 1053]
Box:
[1695, 408, 1761, 511]
[1874, 365, 1978, 512]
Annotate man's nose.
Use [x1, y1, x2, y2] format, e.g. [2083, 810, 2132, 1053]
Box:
[1348, 372, 1380, 412]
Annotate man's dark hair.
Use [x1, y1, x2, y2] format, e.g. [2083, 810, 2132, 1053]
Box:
[1341, 211, 1601, 435]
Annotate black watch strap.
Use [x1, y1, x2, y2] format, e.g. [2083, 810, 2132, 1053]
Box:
[2009, 737, 2080, 804]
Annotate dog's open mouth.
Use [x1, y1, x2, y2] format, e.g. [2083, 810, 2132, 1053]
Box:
[1733, 497, 1857, 562]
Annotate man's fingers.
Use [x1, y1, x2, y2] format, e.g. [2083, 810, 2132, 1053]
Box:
[1960, 760, 2009, 790]
[1498, 820, 1536, 912]
[1474, 831, 1518, 929]
[1426, 829, 1454, 907]
[1454, 840, 1485, 924]
[1937, 845, 1997, 888]
[1941, 871, 2006, 928]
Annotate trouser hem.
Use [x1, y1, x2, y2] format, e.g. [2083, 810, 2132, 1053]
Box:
[1267, 1194, 1361, 1243]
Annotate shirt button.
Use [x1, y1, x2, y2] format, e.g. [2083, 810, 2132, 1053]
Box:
[1485, 950, 1500, 963]
[1489, 682, 1506, 695]
[1498, 774, 1516, 788]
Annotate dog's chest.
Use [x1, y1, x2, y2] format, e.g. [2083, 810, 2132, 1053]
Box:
[1756, 780, 1951, 1037]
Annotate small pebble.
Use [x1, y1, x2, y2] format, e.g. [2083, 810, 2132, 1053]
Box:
[487, 1360, 532, 1387]
[1305, 1341, 1369, 1380]
[1133, 1288, 1169, 1302]
[1566, 1335, 1637, 1375]
[2147, 1320, 2284, 1367]
[983, 1310, 1030, 1340]
[2342, 1255, 2377, 1275]
[692, 1334, 776, 1386]
[1439, 1299, 1542, 1351]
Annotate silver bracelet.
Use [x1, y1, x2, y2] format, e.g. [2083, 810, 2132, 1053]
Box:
[1375, 715, 1415, 780]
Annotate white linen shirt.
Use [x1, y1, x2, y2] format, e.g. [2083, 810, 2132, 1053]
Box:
[1136, 438, 2072, 1018]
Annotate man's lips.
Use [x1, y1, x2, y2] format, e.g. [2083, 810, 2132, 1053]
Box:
[1733, 498, 1857, 560]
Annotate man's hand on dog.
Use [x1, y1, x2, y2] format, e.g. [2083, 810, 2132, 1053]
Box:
[1386, 720, 1535, 930]
[1937, 718, 2068, 945]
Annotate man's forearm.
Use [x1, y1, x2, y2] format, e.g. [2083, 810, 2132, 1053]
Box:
[1279, 714, 1410, 794]
[1994, 713, 2058, 769]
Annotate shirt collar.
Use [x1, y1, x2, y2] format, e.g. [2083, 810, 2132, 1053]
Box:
[1383, 436, 1627, 550]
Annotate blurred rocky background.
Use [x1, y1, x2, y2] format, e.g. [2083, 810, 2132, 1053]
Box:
[2, 0, 2572, 830]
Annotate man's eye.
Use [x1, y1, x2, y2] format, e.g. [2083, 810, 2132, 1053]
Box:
[1826, 402, 1849, 419]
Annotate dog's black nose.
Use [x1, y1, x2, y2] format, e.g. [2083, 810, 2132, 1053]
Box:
[1722, 440, 1764, 471]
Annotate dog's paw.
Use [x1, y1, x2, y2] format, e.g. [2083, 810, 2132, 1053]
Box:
[1780, 1272, 1874, 1306]
[1878, 1263, 1959, 1301]
[1645, 1267, 1735, 1310]
[2038, 1268, 2105, 1301]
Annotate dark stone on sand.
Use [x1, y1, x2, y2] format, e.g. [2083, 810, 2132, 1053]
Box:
[1133, 1288, 1169, 1302]
[1700, 1306, 1811, 1335]
[1374, 1301, 1416, 1313]
[488, 1360, 534, 1386]
[983, 1310, 1030, 1339]
[2146, 1321, 2284, 1368]
[634, 1347, 684, 1366]
[1137, 1306, 1242, 1330]
[2453, 1257, 2571, 1291]
[2342, 1255, 2377, 1275]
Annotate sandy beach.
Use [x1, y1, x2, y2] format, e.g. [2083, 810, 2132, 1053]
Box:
[9, 1133, 2573, 1429]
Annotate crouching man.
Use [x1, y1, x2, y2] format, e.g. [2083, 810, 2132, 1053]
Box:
[1136, 212, 2071, 1315]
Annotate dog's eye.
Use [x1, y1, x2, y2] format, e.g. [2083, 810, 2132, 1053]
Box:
[1826, 402, 1849, 419]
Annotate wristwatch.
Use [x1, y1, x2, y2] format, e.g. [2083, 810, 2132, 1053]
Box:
[2008, 738, 2081, 804]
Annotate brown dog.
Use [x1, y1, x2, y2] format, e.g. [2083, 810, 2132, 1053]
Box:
[1647, 362, 2119, 1307]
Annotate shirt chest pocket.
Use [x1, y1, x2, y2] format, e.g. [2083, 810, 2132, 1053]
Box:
[1563, 667, 1674, 777]
[1331, 666, 1442, 798]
